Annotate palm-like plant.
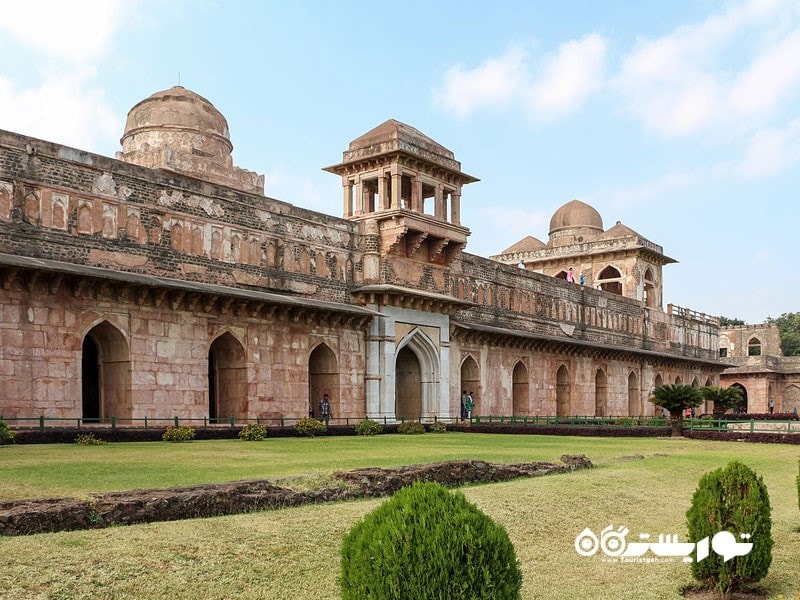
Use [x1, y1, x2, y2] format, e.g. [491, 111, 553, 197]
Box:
[648, 384, 703, 436]
[701, 385, 744, 418]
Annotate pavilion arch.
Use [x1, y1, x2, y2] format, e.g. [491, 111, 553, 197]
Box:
[748, 337, 762, 356]
[628, 371, 640, 416]
[596, 265, 623, 295]
[395, 328, 440, 421]
[82, 320, 131, 422]
[309, 343, 338, 419]
[512, 361, 529, 416]
[730, 382, 748, 413]
[783, 385, 800, 414]
[595, 369, 608, 417]
[460, 354, 481, 416]
[208, 332, 247, 421]
[643, 267, 657, 307]
[556, 365, 570, 417]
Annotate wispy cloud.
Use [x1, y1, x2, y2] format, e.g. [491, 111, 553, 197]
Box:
[432, 46, 529, 118]
[0, 0, 136, 151]
[524, 34, 607, 120]
[736, 117, 800, 178]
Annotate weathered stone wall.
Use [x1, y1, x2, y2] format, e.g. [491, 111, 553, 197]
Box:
[0, 272, 366, 421]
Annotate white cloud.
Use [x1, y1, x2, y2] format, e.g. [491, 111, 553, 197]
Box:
[737, 117, 800, 178]
[0, 1, 139, 152]
[433, 46, 529, 118]
[0, 0, 131, 63]
[525, 34, 607, 121]
[614, 0, 800, 137]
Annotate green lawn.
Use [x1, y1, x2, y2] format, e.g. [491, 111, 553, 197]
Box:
[1, 434, 799, 599]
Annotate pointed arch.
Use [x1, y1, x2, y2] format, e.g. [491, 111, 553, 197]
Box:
[460, 355, 480, 417]
[395, 329, 440, 421]
[628, 371, 640, 416]
[747, 337, 762, 356]
[82, 320, 131, 422]
[674, 375, 683, 385]
[556, 365, 570, 417]
[595, 369, 607, 417]
[730, 382, 748, 413]
[512, 361, 529, 416]
[209, 332, 247, 421]
[309, 343, 338, 418]
[643, 267, 657, 306]
[596, 265, 622, 295]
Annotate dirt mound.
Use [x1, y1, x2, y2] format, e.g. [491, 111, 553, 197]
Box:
[0, 455, 592, 536]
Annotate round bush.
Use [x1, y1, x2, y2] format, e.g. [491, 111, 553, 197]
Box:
[0, 418, 15, 445]
[162, 426, 196, 442]
[340, 481, 522, 599]
[238, 423, 267, 441]
[355, 418, 383, 436]
[686, 461, 772, 594]
[429, 421, 447, 433]
[295, 417, 327, 437]
[397, 420, 425, 435]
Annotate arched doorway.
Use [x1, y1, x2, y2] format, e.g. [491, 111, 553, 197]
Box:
[556, 365, 570, 417]
[460, 355, 480, 417]
[82, 321, 130, 423]
[643, 268, 657, 307]
[595, 369, 607, 417]
[512, 362, 529, 415]
[396, 347, 422, 420]
[783, 385, 800, 414]
[628, 372, 640, 416]
[309, 343, 338, 418]
[209, 333, 246, 421]
[731, 383, 748, 413]
[395, 329, 440, 421]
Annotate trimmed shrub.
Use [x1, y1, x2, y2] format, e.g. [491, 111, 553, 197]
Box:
[429, 421, 447, 433]
[355, 418, 383, 436]
[614, 417, 636, 427]
[686, 461, 772, 595]
[75, 433, 107, 445]
[340, 481, 522, 599]
[295, 417, 327, 437]
[0, 418, 15, 445]
[162, 426, 196, 442]
[238, 423, 267, 441]
[397, 420, 425, 435]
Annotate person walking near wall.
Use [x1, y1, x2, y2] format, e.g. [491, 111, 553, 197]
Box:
[465, 392, 474, 420]
[566, 267, 575, 283]
[319, 394, 331, 425]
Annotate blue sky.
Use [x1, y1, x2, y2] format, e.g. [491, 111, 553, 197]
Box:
[1, 0, 798, 325]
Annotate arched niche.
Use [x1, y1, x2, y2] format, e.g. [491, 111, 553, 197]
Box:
[309, 343, 338, 418]
[395, 329, 440, 421]
[209, 332, 247, 421]
[512, 361, 529, 415]
[82, 321, 131, 422]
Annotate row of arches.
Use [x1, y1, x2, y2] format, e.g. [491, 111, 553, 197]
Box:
[459, 355, 711, 417]
[81, 321, 342, 422]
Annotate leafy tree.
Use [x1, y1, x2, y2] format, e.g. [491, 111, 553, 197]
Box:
[648, 384, 703, 436]
[701, 386, 744, 418]
[719, 316, 745, 327]
[766, 312, 800, 356]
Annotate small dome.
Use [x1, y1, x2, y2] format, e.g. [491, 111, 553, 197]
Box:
[548, 199, 603, 236]
[120, 86, 232, 160]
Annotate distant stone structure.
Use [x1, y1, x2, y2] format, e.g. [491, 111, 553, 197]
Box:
[719, 324, 800, 413]
[0, 86, 724, 425]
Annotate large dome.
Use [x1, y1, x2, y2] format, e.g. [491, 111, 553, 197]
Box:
[548, 199, 603, 235]
[120, 86, 232, 159]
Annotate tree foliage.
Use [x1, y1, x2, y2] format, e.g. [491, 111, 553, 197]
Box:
[719, 316, 745, 327]
[701, 386, 744, 417]
[766, 312, 800, 356]
[648, 384, 703, 436]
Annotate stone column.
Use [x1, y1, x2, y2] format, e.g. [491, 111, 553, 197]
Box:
[391, 170, 402, 210]
[354, 179, 363, 215]
[413, 177, 423, 213]
[434, 184, 445, 219]
[342, 180, 353, 218]
[378, 175, 389, 210]
[450, 190, 461, 225]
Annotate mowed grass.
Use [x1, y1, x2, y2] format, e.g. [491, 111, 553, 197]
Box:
[0, 434, 798, 599]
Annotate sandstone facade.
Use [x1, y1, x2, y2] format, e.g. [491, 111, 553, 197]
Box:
[719, 324, 800, 413]
[0, 86, 723, 425]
